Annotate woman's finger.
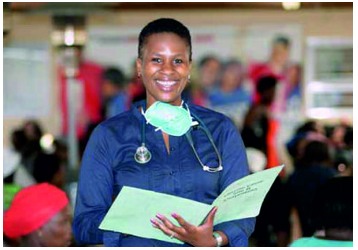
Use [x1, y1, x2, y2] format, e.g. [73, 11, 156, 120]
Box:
[156, 214, 176, 230]
[203, 206, 218, 226]
[171, 212, 196, 233]
[154, 214, 186, 236]
[151, 218, 185, 241]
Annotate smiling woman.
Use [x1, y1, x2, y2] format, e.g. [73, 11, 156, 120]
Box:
[73, 18, 255, 247]
[136, 20, 193, 107]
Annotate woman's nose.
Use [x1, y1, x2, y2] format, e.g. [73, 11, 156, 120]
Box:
[161, 61, 174, 74]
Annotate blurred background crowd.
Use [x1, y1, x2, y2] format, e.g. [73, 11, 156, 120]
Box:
[3, 2, 353, 247]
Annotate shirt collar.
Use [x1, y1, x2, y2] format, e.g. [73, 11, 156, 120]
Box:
[131, 100, 146, 121]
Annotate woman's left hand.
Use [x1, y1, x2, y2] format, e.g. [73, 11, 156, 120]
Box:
[150, 206, 218, 247]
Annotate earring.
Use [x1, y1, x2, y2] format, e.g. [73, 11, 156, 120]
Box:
[187, 75, 191, 82]
[38, 230, 43, 238]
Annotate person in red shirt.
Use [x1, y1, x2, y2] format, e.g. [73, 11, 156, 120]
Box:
[248, 36, 291, 104]
[58, 47, 104, 140]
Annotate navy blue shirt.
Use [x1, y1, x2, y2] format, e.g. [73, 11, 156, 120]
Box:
[73, 100, 255, 247]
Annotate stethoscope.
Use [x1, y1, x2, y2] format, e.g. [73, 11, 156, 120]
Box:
[134, 104, 223, 172]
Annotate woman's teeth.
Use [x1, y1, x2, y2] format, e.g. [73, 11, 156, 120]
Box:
[156, 80, 176, 87]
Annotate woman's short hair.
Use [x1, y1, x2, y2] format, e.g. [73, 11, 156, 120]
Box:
[138, 18, 192, 61]
[311, 177, 352, 230]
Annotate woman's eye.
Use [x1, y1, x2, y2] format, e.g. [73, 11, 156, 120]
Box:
[151, 58, 162, 63]
[174, 59, 183, 64]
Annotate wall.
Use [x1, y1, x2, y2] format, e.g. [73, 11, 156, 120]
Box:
[3, 8, 353, 147]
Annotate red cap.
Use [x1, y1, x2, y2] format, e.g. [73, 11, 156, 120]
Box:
[3, 183, 69, 239]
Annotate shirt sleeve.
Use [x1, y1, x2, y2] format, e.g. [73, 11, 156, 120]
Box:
[73, 124, 114, 245]
[213, 117, 256, 247]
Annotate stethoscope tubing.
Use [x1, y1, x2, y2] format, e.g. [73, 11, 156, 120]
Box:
[135, 103, 223, 172]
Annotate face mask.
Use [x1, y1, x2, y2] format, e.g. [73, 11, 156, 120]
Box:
[142, 101, 192, 136]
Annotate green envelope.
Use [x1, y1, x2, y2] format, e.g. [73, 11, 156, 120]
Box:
[99, 165, 284, 244]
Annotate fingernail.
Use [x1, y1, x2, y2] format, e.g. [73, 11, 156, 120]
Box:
[150, 219, 157, 228]
[156, 213, 163, 219]
[171, 213, 179, 218]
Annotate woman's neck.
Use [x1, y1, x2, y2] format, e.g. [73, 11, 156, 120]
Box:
[146, 98, 182, 110]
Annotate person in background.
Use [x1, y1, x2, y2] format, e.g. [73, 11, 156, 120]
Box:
[17, 120, 44, 177]
[190, 55, 221, 107]
[286, 120, 327, 167]
[285, 64, 301, 102]
[208, 59, 252, 129]
[287, 140, 336, 240]
[3, 183, 73, 247]
[332, 126, 353, 176]
[248, 35, 291, 110]
[3, 147, 23, 212]
[58, 46, 104, 140]
[209, 59, 251, 106]
[333, 148, 353, 177]
[23, 120, 43, 151]
[101, 67, 130, 119]
[343, 126, 353, 150]
[32, 153, 66, 189]
[290, 177, 352, 247]
[5, 128, 37, 188]
[329, 123, 350, 150]
[79, 67, 129, 158]
[127, 59, 147, 103]
[242, 77, 291, 247]
[249, 35, 291, 91]
[241, 76, 277, 162]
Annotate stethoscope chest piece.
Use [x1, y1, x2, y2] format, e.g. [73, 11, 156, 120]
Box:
[134, 143, 152, 164]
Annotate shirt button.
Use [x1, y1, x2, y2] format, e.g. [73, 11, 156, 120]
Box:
[169, 171, 173, 175]
[170, 147, 175, 151]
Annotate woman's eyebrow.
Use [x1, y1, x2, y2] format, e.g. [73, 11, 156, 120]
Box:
[149, 52, 186, 57]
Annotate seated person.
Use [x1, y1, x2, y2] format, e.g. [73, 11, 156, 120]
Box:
[290, 177, 352, 247]
[287, 140, 336, 238]
[3, 183, 72, 247]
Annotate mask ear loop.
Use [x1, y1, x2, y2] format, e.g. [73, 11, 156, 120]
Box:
[142, 105, 164, 132]
[141, 108, 151, 124]
[185, 103, 199, 127]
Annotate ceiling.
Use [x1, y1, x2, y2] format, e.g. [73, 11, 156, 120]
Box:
[7, 2, 353, 14]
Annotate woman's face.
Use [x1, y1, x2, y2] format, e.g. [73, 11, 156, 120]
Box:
[200, 59, 221, 88]
[137, 32, 192, 107]
[221, 64, 243, 92]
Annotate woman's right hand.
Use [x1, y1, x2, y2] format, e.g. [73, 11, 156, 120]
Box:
[151, 206, 219, 247]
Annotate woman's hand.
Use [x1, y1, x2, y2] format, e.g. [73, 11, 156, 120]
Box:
[150, 206, 218, 247]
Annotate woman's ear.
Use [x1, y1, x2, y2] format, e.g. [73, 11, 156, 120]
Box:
[189, 60, 193, 72]
[136, 58, 142, 78]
